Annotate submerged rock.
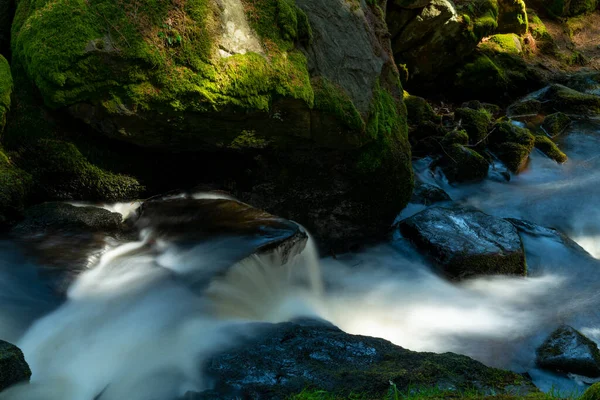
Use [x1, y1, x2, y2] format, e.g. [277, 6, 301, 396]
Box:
[399, 206, 526, 279]
[185, 319, 535, 399]
[0, 340, 31, 392]
[536, 325, 600, 378]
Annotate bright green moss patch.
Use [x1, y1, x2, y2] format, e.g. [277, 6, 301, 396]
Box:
[535, 135, 567, 163]
[12, 0, 313, 116]
[496, 0, 528, 35]
[458, 0, 499, 43]
[480, 34, 522, 55]
[0, 55, 11, 132]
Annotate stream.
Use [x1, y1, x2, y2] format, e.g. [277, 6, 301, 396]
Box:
[0, 121, 600, 399]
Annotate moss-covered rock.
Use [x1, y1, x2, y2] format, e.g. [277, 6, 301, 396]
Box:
[534, 135, 567, 163]
[7, 0, 414, 249]
[528, 10, 554, 53]
[544, 0, 598, 17]
[0, 55, 10, 132]
[480, 34, 523, 55]
[405, 95, 440, 126]
[581, 382, 600, 400]
[539, 84, 600, 116]
[489, 121, 535, 173]
[542, 112, 571, 137]
[438, 144, 489, 183]
[454, 107, 492, 145]
[0, 147, 31, 227]
[442, 129, 470, 146]
[497, 0, 528, 34]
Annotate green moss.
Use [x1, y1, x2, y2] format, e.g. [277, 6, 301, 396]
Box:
[0, 55, 11, 132]
[489, 122, 535, 173]
[581, 383, 600, 400]
[16, 139, 143, 202]
[405, 95, 440, 127]
[289, 388, 571, 399]
[458, 0, 499, 43]
[442, 130, 470, 146]
[542, 84, 600, 115]
[454, 107, 491, 145]
[544, 0, 597, 16]
[480, 34, 522, 55]
[534, 135, 567, 163]
[229, 130, 269, 150]
[0, 147, 31, 226]
[541, 112, 570, 137]
[11, 0, 313, 116]
[313, 77, 364, 132]
[528, 11, 553, 43]
[440, 144, 489, 183]
[496, 0, 528, 34]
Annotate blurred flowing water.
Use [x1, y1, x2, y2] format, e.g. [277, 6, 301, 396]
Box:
[1, 121, 600, 399]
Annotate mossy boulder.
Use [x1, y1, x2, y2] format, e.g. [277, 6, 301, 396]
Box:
[489, 121, 535, 173]
[388, 0, 499, 82]
[442, 129, 470, 146]
[582, 383, 600, 400]
[405, 95, 439, 126]
[9, 0, 414, 249]
[541, 112, 571, 137]
[189, 319, 535, 399]
[399, 206, 527, 279]
[0, 147, 31, 227]
[497, 0, 528, 34]
[544, 0, 598, 17]
[480, 34, 523, 55]
[0, 340, 31, 391]
[454, 107, 492, 145]
[437, 144, 489, 183]
[0, 55, 10, 132]
[507, 98, 542, 116]
[534, 135, 567, 163]
[536, 325, 600, 377]
[528, 11, 554, 53]
[411, 182, 451, 205]
[537, 84, 600, 116]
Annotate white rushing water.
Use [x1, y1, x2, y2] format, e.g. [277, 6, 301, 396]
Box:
[0, 121, 600, 399]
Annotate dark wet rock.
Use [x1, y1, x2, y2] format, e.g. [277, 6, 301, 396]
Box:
[399, 206, 526, 279]
[507, 98, 542, 117]
[136, 197, 307, 262]
[541, 112, 571, 138]
[536, 325, 600, 377]
[436, 144, 489, 183]
[184, 319, 535, 400]
[11, 202, 127, 291]
[512, 85, 600, 117]
[411, 182, 451, 205]
[0, 340, 31, 391]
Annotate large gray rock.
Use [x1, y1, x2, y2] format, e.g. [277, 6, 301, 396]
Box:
[184, 319, 535, 399]
[0, 340, 31, 391]
[536, 325, 600, 377]
[399, 206, 526, 279]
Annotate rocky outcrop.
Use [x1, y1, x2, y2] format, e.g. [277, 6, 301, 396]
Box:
[7, 0, 413, 250]
[536, 325, 600, 377]
[399, 206, 526, 279]
[185, 319, 535, 399]
[0, 340, 31, 392]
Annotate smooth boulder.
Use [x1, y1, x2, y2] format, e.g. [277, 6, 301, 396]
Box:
[185, 319, 535, 399]
[536, 325, 600, 377]
[399, 206, 526, 279]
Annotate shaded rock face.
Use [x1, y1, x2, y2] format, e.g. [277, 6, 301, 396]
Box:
[536, 325, 600, 377]
[436, 144, 490, 183]
[0, 340, 31, 392]
[185, 319, 533, 399]
[509, 85, 600, 117]
[399, 206, 526, 279]
[136, 196, 307, 262]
